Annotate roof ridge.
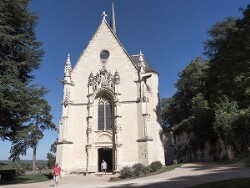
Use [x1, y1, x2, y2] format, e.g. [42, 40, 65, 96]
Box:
[72, 16, 138, 72]
[103, 19, 139, 71]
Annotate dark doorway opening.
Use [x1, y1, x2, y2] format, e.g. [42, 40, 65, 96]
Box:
[98, 148, 113, 172]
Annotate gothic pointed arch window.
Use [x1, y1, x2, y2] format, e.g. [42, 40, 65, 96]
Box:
[98, 96, 112, 131]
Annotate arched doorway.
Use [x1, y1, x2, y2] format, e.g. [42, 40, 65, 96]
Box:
[98, 148, 113, 172]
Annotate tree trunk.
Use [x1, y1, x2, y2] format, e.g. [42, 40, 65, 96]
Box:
[32, 113, 39, 171]
[32, 145, 36, 171]
[227, 145, 236, 160]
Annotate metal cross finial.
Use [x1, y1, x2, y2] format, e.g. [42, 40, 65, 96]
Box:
[101, 11, 107, 21]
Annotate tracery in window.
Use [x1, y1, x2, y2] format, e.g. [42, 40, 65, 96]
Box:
[98, 97, 112, 131]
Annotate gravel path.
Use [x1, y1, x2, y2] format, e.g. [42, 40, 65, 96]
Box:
[3, 163, 250, 188]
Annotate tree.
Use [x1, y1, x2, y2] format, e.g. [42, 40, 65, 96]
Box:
[0, 0, 45, 139]
[47, 141, 57, 169]
[0, 0, 56, 165]
[214, 96, 241, 159]
[162, 4, 250, 161]
[190, 93, 216, 151]
[162, 57, 209, 128]
[204, 5, 250, 158]
[9, 95, 56, 170]
[160, 98, 173, 127]
[204, 17, 237, 58]
[161, 57, 218, 161]
[205, 6, 250, 108]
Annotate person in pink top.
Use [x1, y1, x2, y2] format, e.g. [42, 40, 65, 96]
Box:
[53, 163, 61, 186]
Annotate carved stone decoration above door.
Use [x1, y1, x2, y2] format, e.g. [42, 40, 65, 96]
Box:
[94, 132, 113, 144]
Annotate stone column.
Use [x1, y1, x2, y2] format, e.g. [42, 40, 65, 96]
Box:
[86, 88, 94, 172]
[61, 116, 68, 141]
[114, 118, 122, 171]
[114, 99, 122, 171]
[58, 118, 63, 142]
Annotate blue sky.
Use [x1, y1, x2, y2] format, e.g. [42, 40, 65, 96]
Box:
[1, 0, 249, 160]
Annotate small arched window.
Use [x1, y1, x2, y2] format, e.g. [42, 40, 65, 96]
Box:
[98, 97, 112, 131]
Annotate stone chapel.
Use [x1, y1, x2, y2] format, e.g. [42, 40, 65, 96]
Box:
[56, 3, 165, 174]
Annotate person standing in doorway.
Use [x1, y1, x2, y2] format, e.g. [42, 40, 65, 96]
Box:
[53, 163, 61, 186]
[101, 160, 107, 174]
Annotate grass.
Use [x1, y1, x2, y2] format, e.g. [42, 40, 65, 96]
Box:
[150, 163, 182, 175]
[109, 163, 182, 181]
[109, 177, 122, 182]
[219, 151, 250, 167]
[0, 173, 52, 185]
[191, 178, 250, 188]
[0, 160, 48, 171]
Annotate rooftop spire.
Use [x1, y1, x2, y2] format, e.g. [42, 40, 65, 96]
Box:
[110, 1, 117, 34]
[139, 50, 146, 73]
[64, 53, 72, 77]
[66, 53, 71, 65]
[139, 50, 144, 62]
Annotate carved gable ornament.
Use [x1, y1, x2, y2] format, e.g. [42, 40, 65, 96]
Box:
[88, 67, 120, 92]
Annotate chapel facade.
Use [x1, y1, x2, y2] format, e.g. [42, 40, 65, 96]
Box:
[56, 4, 165, 174]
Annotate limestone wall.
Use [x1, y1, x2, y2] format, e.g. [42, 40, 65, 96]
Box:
[56, 20, 165, 173]
[173, 131, 228, 162]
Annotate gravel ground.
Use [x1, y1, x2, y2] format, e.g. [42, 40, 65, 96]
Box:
[3, 162, 250, 188]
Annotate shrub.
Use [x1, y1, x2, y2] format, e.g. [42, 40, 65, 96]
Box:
[16, 169, 25, 176]
[141, 166, 151, 175]
[150, 161, 162, 172]
[0, 170, 16, 181]
[133, 168, 141, 177]
[132, 163, 144, 177]
[47, 153, 56, 169]
[119, 166, 133, 179]
[45, 173, 54, 179]
[132, 163, 144, 171]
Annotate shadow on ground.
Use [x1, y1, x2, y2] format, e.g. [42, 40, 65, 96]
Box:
[108, 163, 250, 188]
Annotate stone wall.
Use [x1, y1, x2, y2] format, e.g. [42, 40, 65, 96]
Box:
[169, 130, 228, 163]
[56, 19, 164, 173]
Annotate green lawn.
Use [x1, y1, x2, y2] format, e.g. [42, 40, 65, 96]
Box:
[192, 178, 250, 188]
[0, 173, 52, 185]
[150, 163, 182, 175]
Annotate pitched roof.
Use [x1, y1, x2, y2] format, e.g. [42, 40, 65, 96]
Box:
[130, 54, 157, 73]
[74, 11, 157, 74]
